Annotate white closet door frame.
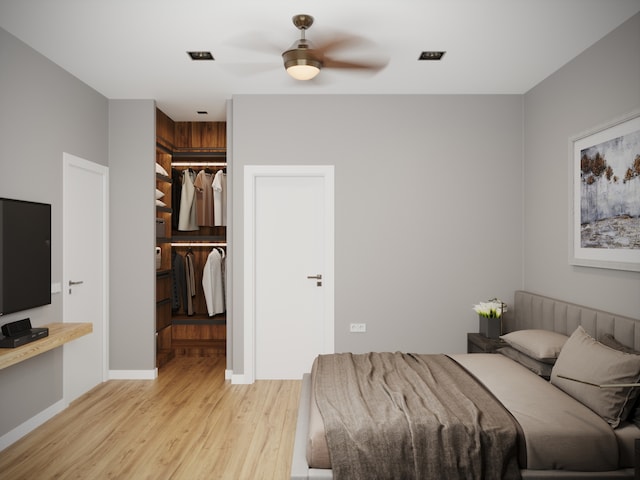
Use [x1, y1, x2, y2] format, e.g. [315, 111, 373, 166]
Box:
[242, 165, 334, 384]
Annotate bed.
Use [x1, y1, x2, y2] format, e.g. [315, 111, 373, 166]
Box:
[290, 290, 640, 479]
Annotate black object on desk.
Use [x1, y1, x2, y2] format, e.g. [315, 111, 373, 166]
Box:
[467, 332, 507, 353]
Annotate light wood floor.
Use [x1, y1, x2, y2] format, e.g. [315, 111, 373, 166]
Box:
[0, 356, 302, 480]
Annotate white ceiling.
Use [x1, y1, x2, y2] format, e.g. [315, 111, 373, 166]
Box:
[1, 0, 639, 121]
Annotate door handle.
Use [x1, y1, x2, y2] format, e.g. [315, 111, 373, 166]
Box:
[306, 274, 322, 280]
[68, 280, 84, 294]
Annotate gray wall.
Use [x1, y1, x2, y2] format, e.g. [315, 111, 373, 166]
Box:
[0, 28, 156, 441]
[523, 13, 640, 317]
[0, 27, 108, 436]
[230, 94, 524, 372]
[108, 100, 156, 371]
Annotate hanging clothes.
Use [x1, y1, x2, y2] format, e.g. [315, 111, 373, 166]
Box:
[213, 169, 227, 226]
[217, 247, 226, 312]
[171, 250, 187, 313]
[171, 168, 183, 230]
[202, 248, 225, 316]
[185, 249, 197, 316]
[178, 169, 198, 231]
[194, 169, 215, 227]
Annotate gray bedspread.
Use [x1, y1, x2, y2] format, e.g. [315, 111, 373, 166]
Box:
[313, 352, 521, 480]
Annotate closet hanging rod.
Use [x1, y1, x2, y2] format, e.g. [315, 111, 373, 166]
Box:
[172, 161, 226, 167]
[171, 242, 227, 247]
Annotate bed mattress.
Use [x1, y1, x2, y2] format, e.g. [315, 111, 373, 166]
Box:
[305, 353, 638, 473]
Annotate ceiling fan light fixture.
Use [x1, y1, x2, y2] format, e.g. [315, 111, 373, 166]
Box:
[286, 63, 321, 81]
[282, 48, 322, 80]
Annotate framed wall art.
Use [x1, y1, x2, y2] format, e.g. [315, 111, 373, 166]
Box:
[569, 109, 640, 272]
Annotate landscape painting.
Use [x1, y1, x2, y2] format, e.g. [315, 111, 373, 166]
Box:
[571, 111, 640, 271]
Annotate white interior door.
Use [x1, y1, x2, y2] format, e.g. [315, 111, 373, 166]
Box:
[244, 165, 334, 381]
[63, 153, 108, 403]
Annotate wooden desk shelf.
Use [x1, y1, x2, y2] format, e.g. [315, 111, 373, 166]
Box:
[0, 322, 92, 370]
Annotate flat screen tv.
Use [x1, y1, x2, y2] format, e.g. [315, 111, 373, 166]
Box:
[0, 197, 51, 316]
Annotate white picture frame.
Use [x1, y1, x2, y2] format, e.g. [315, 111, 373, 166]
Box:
[569, 109, 640, 272]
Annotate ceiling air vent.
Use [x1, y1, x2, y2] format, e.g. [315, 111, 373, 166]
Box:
[187, 51, 214, 61]
[418, 51, 446, 61]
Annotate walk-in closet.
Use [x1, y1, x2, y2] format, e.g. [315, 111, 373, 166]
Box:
[155, 109, 227, 368]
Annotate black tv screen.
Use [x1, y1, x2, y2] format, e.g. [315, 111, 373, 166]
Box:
[0, 197, 51, 316]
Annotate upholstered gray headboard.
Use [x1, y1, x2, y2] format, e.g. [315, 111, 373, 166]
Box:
[504, 291, 640, 351]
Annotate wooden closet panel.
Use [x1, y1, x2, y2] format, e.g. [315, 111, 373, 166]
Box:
[155, 149, 172, 269]
[156, 108, 175, 368]
[156, 274, 171, 302]
[174, 122, 226, 149]
[172, 324, 225, 341]
[156, 109, 175, 150]
[156, 325, 172, 354]
[173, 345, 225, 356]
[172, 323, 225, 356]
[156, 301, 172, 331]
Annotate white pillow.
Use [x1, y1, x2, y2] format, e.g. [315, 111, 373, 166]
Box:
[155, 188, 165, 200]
[155, 199, 166, 207]
[155, 163, 168, 176]
[500, 329, 568, 364]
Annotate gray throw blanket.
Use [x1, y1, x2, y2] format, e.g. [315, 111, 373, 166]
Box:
[313, 352, 521, 480]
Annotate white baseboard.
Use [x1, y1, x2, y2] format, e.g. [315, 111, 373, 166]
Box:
[0, 399, 67, 452]
[225, 369, 232, 380]
[231, 373, 253, 384]
[109, 369, 157, 380]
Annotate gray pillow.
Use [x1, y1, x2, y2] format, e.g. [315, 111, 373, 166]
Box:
[500, 329, 568, 364]
[599, 333, 640, 427]
[497, 346, 553, 379]
[550, 326, 640, 428]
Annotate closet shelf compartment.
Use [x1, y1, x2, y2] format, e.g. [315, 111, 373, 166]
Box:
[156, 206, 172, 214]
[171, 235, 226, 243]
[172, 149, 226, 158]
[172, 315, 226, 325]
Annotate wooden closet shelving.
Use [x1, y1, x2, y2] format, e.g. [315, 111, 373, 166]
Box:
[155, 139, 174, 368]
[155, 109, 227, 365]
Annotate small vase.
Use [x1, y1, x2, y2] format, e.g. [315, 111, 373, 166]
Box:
[479, 315, 501, 339]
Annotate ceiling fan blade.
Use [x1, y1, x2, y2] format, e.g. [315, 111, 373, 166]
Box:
[322, 56, 388, 72]
[313, 33, 371, 56]
[224, 31, 283, 56]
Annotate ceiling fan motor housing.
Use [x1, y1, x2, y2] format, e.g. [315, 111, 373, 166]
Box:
[282, 39, 322, 70]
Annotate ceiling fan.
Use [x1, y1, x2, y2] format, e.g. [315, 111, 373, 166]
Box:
[281, 14, 388, 81]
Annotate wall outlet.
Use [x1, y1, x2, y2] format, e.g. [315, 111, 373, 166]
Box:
[349, 323, 366, 333]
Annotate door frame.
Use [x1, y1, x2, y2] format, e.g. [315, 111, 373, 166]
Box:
[243, 165, 334, 384]
[62, 152, 109, 401]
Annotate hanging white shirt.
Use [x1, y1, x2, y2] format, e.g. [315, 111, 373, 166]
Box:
[202, 248, 224, 316]
[213, 169, 227, 226]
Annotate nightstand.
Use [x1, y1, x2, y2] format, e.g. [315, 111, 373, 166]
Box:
[467, 332, 507, 353]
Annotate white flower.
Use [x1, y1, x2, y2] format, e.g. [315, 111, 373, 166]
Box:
[472, 299, 507, 318]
